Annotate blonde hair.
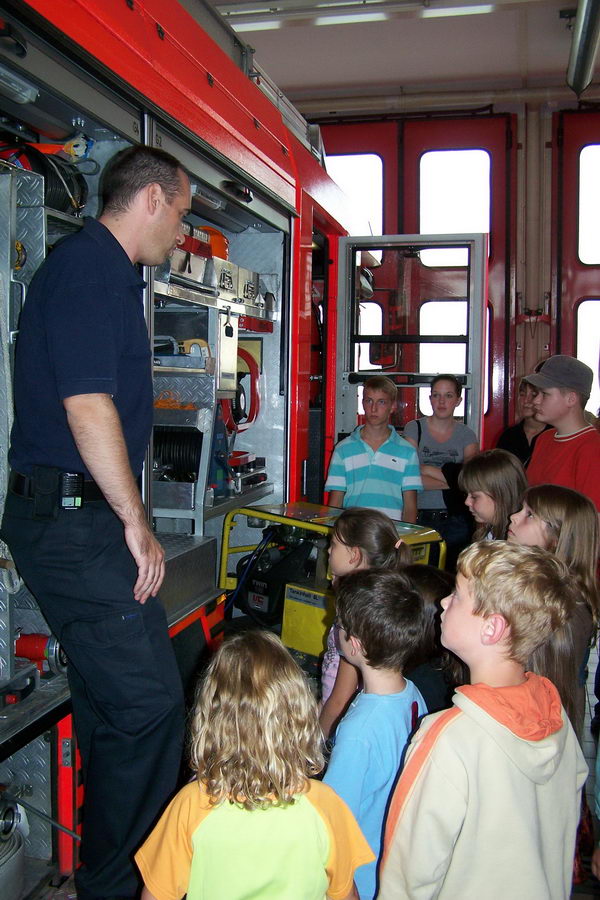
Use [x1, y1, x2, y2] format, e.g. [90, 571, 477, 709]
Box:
[189, 630, 324, 810]
[457, 541, 577, 664]
[524, 484, 599, 623]
[363, 374, 397, 402]
[459, 449, 527, 540]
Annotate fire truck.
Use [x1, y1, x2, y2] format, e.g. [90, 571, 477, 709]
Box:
[0, 2, 483, 893]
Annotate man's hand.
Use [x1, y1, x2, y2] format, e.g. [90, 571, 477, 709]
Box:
[125, 521, 165, 604]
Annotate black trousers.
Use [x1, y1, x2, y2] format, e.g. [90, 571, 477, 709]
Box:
[1, 491, 185, 900]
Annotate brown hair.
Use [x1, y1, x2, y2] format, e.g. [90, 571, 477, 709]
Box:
[523, 484, 599, 623]
[402, 564, 467, 686]
[333, 507, 413, 570]
[457, 541, 577, 665]
[430, 374, 463, 397]
[335, 568, 426, 670]
[189, 631, 324, 810]
[102, 145, 184, 214]
[529, 620, 580, 734]
[459, 449, 527, 540]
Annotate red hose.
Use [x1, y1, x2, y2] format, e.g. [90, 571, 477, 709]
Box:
[222, 347, 261, 433]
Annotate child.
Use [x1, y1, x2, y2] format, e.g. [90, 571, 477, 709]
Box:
[508, 484, 599, 736]
[496, 376, 550, 465]
[458, 448, 527, 540]
[321, 507, 413, 734]
[508, 484, 599, 605]
[525, 355, 600, 512]
[378, 541, 588, 900]
[402, 564, 467, 713]
[324, 374, 422, 523]
[323, 569, 428, 900]
[404, 373, 479, 569]
[135, 630, 373, 900]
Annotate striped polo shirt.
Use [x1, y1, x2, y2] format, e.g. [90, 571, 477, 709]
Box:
[325, 425, 422, 520]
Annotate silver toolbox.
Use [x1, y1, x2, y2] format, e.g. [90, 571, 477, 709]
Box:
[153, 480, 197, 510]
[238, 266, 261, 306]
[170, 247, 209, 285]
[212, 257, 238, 302]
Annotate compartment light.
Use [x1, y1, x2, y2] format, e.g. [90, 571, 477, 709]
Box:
[230, 20, 282, 31]
[421, 4, 494, 16]
[315, 11, 388, 22]
[192, 184, 226, 211]
[0, 62, 38, 104]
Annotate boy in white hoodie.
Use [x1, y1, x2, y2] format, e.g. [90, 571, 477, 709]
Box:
[378, 540, 588, 900]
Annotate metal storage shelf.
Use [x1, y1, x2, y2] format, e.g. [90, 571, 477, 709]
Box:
[0, 675, 70, 762]
[204, 482, 274, 520]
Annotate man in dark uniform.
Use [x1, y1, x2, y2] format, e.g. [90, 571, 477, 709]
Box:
[1, 146, 190, 900]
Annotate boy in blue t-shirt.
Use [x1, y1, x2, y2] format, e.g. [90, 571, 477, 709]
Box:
[324, 569, 428, 900]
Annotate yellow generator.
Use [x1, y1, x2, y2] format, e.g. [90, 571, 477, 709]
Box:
[220, 503, 445, 660]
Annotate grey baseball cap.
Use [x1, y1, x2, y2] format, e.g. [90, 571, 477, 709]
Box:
[526, 355, 593, 396]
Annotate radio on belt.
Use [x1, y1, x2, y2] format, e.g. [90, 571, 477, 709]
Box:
[59, 471, 84, 509]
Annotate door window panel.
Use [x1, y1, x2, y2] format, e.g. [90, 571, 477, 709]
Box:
[326, 153, 383, 239]
[576, 299, 600, 413]
[419, 149, 491, 267]
[578, 145, 600, 264]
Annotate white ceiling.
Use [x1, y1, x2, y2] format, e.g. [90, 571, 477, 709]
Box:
[204, 0, 596, 115]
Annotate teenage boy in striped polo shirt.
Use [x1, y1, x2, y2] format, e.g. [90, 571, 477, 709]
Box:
[325, 376, 422, 522]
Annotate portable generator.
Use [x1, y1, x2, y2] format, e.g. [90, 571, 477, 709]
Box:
[220, 503, 446, 652]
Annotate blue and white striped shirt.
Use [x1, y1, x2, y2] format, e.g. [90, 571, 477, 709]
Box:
[325, 425, 422, 520]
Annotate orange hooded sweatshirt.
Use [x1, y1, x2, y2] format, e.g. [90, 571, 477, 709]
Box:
[379, 673, 587, 900]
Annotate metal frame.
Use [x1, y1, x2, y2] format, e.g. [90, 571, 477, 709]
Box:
[335, 232, 487, 442]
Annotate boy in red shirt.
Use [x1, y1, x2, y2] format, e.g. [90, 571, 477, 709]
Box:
[526, 355, 600, 512]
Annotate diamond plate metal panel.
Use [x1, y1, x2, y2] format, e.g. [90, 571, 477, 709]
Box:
[14, 605, 51, 638]
[0, 583, 13, 685]
[0, 167, 46, 564]
[15, 207, 46, 288]
[15, 168, 44, 210]
[0, 734, 53, 859]
[154, 406, 212, 432]
[153, 373, 215, 411]
[13, 583, 44, 611]
[0, 171, 17, 541]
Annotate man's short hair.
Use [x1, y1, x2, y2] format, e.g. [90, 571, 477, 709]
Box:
[335, 569, 425, 670]
[101, 145, 184, 214]
[457, 541, 577, 664]
[526, 355, 593, 407]
[363, 375, 397, 403]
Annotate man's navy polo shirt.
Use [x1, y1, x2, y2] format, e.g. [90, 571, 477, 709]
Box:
[9, 218, 153, 478]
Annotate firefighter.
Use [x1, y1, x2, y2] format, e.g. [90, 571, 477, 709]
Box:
[1, 146, 190, 900]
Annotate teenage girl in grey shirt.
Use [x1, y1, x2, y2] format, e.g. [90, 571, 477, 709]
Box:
[404, 375, 478, 570]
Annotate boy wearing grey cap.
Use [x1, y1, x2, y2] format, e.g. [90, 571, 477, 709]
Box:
[526, 355, 599, 512]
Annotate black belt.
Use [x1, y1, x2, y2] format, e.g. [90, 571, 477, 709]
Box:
[9, 470, 105, 502]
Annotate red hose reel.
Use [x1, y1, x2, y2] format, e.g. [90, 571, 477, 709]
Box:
[221, 346, 261, 434]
